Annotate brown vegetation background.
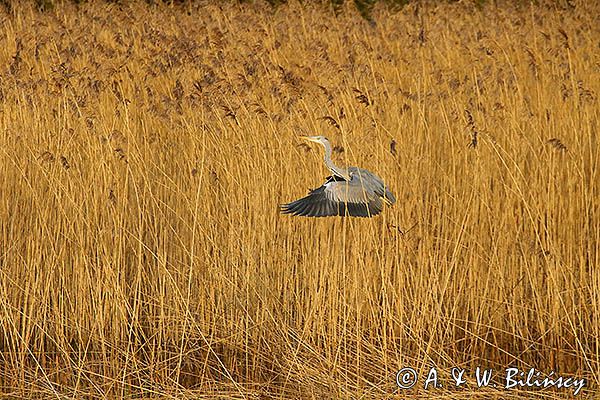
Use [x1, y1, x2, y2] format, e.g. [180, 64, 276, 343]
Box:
[0, 1, 598, 398]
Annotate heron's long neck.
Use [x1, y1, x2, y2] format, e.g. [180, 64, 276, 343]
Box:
[322, 141, 349, 180]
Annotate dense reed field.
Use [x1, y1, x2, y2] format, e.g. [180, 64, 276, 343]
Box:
[0, 0, 598, 398]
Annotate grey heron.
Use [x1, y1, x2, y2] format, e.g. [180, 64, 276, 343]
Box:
[281, 136, 396, 217]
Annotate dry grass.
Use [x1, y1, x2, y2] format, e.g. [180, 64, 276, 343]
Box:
[0, 1, 598, 398]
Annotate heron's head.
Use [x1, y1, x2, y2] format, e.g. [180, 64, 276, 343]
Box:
[300, 135, 329, 146]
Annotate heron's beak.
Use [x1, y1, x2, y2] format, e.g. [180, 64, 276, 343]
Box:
[300, 136, 319, 143]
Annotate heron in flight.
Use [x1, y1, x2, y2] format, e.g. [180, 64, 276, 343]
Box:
[281, 136, 396, 217]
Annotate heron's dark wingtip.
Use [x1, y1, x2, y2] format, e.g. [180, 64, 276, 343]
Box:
[384, 189, 397, 205]
[280, 200, 325, 217]
[280, 202, 306, 216]
[279, 203, 293, 214]
[281, 199, 384, 218]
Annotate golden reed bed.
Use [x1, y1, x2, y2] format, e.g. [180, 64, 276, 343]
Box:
[0, 1, 598, 398]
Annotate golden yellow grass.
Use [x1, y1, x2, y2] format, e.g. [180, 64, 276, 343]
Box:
[0, 1, 598, 398]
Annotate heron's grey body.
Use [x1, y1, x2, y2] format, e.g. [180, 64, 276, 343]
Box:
[281, 136, 396, 218]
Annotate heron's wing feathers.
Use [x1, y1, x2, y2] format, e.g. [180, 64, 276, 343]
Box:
[350, 167, 396, 205]
[373, 182, 396, 205]
[374, 185, 396, 205]
[280, 179, 383, 218]
[280, 186, 339, 217]
[325, 180, 384, 217]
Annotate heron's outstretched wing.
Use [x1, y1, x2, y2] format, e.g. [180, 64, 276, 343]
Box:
[349, 167, 396, 205]
[280, 176, 384, 217]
